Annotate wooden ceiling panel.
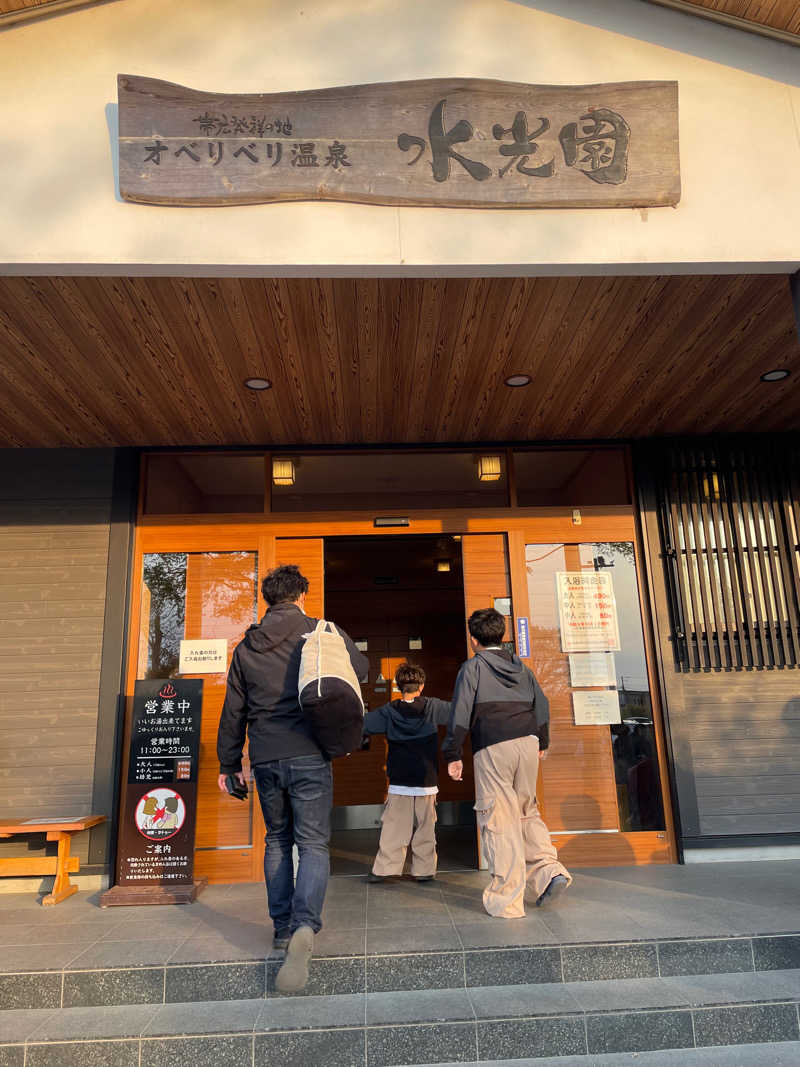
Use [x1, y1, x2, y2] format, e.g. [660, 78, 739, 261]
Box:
[0, 274, 798, 448]
[647, 0, 800, 36]
[686, 0, 800, 33]
[0, 0, 106, 24]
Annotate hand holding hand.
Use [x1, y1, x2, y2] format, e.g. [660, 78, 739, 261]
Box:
[448, 760, 463, 781]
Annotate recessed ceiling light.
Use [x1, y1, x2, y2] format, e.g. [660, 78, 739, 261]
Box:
[244, 377, 272, 390]
[505, 374, 531, 387]
[760, 369, 790, 382]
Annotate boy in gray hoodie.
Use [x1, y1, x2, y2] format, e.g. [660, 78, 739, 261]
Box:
[443, 608, 571, 918]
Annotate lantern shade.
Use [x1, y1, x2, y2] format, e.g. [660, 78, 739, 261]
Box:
[272, 458, 296, 486]
[478, 455, 502, 482]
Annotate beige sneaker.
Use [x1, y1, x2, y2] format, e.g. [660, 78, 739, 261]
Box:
[274, 925, 314, 994]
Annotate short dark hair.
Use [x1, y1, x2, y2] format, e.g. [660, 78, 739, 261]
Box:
[395, 662, 425, 694]
[468, 608, 506, 647]
[261, 564, 309, 606]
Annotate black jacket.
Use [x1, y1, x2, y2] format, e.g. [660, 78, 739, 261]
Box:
[217, 602, 369, 773]
[441, 648, 549, 764]
[363, 696, 452, 789]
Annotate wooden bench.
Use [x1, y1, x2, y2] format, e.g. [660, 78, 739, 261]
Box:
[0, 815, 106, 906]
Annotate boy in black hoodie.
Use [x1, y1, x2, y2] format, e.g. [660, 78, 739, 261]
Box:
[443, 608, 571, 918]
[363, 663, 451, 883]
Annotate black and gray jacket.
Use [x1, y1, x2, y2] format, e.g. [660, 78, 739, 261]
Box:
[441, 648, 549, 764]
[363, 696, 452, 788]
[217, 602, 368, 773]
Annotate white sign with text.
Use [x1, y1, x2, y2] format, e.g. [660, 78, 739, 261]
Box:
[568, 652, 617, 688]
[179, 638, 228, 674]
[572, 689, 622, 726]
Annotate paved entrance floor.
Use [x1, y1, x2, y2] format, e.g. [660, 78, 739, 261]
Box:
[330, 825, 478, 877]
[2, 862, 800, 1064]
[1, 860, 798, 969]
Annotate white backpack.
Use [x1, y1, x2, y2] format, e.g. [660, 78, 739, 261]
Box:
[298, 620, 365, 758]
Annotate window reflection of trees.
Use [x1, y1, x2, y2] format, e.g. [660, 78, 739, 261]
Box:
[143, 552, 257, 679]
[143, 554, 187, 678]
[193, 554, 258, 636]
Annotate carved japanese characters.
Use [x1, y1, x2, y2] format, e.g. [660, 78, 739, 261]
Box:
[118, 75, 679, 208]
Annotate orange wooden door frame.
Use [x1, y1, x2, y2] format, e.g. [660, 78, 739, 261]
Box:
[507, 525, 677, 866]
[123, 505, 676, 881]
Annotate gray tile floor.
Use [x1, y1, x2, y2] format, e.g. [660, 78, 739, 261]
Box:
[424, 1046, 800, 1066]
[0, 860, 798, 971]
[5, 969, 800, 1042]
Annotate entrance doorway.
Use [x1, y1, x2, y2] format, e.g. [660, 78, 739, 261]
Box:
[323, 534, 478, 875]
[127, 448, 678, 884]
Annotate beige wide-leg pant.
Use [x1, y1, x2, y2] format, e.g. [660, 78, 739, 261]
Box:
[372, 793, 437, 878]
[474, 735, 571, 918]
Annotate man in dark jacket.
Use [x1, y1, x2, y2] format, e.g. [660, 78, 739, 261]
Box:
[362, 663, 451, 883]
[443, 608, 571, 918]
[217, 564, 368, 993]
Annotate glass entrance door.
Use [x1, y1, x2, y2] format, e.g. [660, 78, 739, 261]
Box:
[513, 537, 675, 866]
[136, 548, 260, 883]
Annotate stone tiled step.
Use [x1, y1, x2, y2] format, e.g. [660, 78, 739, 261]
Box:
[424, 1045, 800, 1066]
[2, 931, 800, 1009]
[2, 970, 800, 1065]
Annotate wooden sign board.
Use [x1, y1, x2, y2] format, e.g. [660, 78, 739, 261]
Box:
[118, 74, 680, 209]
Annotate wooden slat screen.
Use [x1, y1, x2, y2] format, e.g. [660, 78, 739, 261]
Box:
[651, 438, 800, 672]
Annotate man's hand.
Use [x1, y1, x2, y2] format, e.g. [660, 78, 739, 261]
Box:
[448, 760, 463, 781]
[218, 771, 246, 794]
[539, 749, 549, 761]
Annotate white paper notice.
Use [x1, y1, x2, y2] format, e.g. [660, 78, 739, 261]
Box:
[572, 690, 622, 726]
[179, 638, 228, 674]
[568, 653, 617, 688]
[557, 571, 621, 652]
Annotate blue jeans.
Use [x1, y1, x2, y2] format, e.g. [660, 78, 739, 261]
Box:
[253, 753, 333, 936]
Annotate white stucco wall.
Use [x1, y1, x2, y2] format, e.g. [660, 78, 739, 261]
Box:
[0, 0, 798, 275]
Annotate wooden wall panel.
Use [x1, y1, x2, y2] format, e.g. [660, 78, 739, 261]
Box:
[681, 674, 800, 836]
[0, 276, 797, 448]
[458, 534, 513, 804]
[275, 538, 324, 618]
[640, 450, 800, 842]
[0, 449, 114, 865]
[554, 830, 672, 867]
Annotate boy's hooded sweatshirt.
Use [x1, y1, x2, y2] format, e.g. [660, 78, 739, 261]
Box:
[363, 696, 452, 788]
[441, 648, 549, 764]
